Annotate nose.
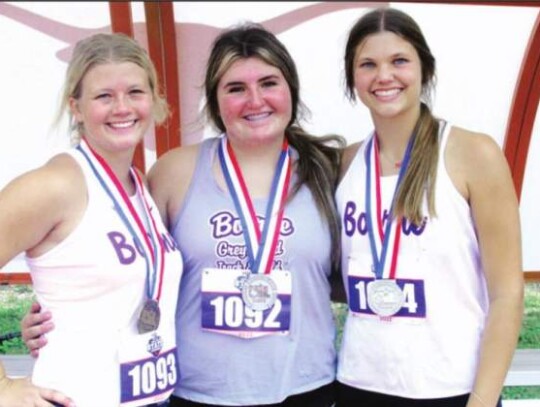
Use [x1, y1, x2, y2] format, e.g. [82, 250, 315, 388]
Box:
[376, 63, 394, 82]
[112, 94, 131, 114]
[247, 87, 264, 108]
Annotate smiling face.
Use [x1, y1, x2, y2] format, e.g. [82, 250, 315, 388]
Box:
[216, 57, 292, 148]
[353, 31, 423, 122]
[70, 61, 153, 157]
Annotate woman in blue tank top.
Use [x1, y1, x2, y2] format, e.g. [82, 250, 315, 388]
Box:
[149, 23, 345, 407]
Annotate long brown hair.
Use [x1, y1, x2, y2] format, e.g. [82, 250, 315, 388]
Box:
[345, 8, 439, 225]
[205, 23, 345, 270]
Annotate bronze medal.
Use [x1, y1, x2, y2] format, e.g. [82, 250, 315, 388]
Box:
[137, 299, 161, 334]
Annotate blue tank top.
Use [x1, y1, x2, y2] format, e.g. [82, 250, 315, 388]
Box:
[171, 137, 336, 404]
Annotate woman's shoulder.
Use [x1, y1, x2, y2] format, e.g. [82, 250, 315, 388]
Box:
[446, 125, 508, 194]
[0, 152, 86, 256]
[447, 126, 503, 164]
[149, 142, 202, 181]
[30, 152, 85, 196]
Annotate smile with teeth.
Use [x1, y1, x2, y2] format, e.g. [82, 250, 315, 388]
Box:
[373, 88, 401, 97]
[244, 112, 272, 121]
[108, 120, 136, 129]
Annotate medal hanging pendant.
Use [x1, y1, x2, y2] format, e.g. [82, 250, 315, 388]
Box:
[137, 299, 161, 334]
[367, 279, 404, 317]
[242, 274, 278, 311]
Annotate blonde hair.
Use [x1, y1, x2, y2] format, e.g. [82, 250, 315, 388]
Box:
[54, 33, 168, 143]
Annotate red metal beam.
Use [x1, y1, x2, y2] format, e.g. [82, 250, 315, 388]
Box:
[109, 2, 146, 172]
[145, 2, 181, 158]
[0, 273, 32, 285]
[393, 0, 540, 6]
[504, 11, 540, 200]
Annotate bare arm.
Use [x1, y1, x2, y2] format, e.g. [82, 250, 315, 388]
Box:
[447, 128, 523, 407]
[0, 154, 85, 264]
[0, 155, 83, 405]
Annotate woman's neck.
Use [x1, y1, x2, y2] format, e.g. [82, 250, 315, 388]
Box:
[372, 107, 420, 164]
[95, 147, 136, 195]
[224, 136, 286, 199]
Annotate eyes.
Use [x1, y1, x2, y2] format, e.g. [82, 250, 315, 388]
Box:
[94, 88, 147, 101]
[223, 78, 281, 95]
[357, 57, 410, 69]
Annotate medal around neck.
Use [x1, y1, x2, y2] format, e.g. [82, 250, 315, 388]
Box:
[138, 299, 161, 334]
[242, 274, 278, 311]
[367, 279, 404, 317]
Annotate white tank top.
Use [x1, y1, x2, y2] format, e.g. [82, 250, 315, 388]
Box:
[336, 121, 489, 398]
[27, 148, 183, 406]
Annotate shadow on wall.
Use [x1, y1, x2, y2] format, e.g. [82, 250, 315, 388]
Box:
[0, 2, 385, 145]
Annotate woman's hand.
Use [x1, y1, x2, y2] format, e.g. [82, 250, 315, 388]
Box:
[20, 302, 54, 358]
[0, 374, 75, 407]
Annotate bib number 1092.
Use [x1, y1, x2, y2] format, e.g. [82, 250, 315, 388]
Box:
[211, 295, 281, 328]
[201, 293, 291, 332]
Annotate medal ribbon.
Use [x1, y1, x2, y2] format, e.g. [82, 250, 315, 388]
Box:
[77, 138, 165, 301]
[365, 133, 414, 280]
[218, 137, 291, 275]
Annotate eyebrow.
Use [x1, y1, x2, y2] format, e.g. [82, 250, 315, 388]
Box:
[222, 74, 280, 88]
[358, 51, 410, 61]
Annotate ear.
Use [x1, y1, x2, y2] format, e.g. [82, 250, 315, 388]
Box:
[69, 97, 83, 123]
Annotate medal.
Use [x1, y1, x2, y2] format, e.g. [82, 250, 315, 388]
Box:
[137, 299, 161, 334]
[78, 139, 166, 334]
[241, 274, 278, 311]
[219, 137, 291, 309]
[363, 133, 415, 317]
[367, 279, 404, 317]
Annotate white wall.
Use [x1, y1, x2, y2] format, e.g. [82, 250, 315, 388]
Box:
[0, 2, 538, 272]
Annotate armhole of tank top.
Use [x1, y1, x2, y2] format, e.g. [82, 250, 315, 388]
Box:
[336, 137, 368, 196]
[436, 120, 469, 206]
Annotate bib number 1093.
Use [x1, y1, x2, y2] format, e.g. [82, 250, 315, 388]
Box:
[120, 347, 177, 403]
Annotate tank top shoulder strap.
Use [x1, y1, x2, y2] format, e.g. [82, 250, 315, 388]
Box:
[436, 119, 451, 171]
[191, 136, 219, 186]
[64, 147, 102, 198]
[172, 137, 220, 226]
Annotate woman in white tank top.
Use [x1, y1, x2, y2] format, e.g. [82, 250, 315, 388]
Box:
[0, 33, 183, 407]
[335, 7, 523, 407]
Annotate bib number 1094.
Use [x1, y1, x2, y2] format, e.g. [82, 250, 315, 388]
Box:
[348, 276, 426, 318]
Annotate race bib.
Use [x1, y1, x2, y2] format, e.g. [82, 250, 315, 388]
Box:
[201, 268, 291, 338]
[348, 259, 426, 318]
[119, 321, 177, 406]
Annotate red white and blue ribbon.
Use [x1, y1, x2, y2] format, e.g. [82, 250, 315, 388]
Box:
[77, 138, 165, 301]
[365, 133, 414, 280]
[218, 136, 291, 275]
